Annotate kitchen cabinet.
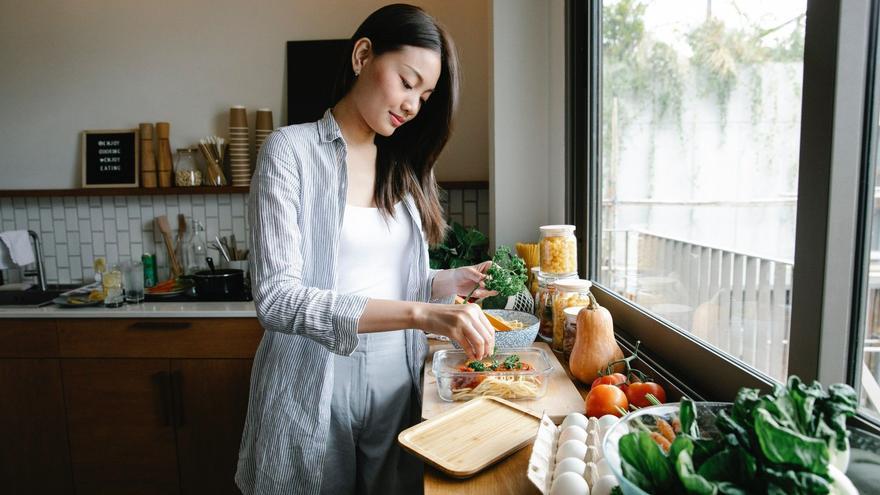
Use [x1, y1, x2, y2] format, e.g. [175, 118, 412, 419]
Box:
[0, 320, 72, 495]
[63, 359, 179, 495]
[0, 316, 261, 495]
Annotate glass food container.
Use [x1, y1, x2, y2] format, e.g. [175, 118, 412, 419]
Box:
[534, 271, 576, 343]
[539, 225, 577, 276]
[432, 347, 554, 402]
[174, 148, 203, 187]
[563, 305, 586, 360]
[551, 278, 593, 352]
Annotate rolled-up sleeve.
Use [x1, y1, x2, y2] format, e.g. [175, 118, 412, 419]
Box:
[424, 268, 455, 304]
[248, 131, 367, 356]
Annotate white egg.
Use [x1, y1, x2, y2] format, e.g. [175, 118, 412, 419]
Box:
[553, 457, 587, 479]
[556, 439, 587, 462]
[590, 475, 619, 495]
[549, 471, 590, 495]
[595, 458, 612, 477]
[597, 414, 619, 433]
[561, 412, 589, 431]
[559, 425, 588, 445]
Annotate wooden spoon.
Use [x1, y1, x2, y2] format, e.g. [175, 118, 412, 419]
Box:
[156, 215, 183, 277]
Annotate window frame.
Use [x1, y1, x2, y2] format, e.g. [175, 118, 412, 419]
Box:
[567, 0, 880, 433]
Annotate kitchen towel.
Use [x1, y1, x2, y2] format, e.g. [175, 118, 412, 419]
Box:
[0, 230, 35, 269]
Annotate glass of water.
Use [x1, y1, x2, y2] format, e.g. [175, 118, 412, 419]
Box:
[122, 259, 145, 303]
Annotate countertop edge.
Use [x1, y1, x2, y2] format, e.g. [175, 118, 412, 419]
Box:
[0, 301, 258, 318]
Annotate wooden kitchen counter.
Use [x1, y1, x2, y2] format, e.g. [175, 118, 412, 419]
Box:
[422, 340, 590, 495]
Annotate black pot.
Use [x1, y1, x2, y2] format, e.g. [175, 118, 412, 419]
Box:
[192, 257, 244, 298]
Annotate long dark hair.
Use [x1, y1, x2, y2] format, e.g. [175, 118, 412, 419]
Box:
[332, 3, 458, 245]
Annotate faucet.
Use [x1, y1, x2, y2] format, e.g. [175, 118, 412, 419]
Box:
[22, 230, 47, 291]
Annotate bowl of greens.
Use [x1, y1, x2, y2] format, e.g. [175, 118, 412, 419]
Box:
[602, 377, 871, 495]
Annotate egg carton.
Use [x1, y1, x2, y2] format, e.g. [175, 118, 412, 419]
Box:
[527, 413, 620, 495]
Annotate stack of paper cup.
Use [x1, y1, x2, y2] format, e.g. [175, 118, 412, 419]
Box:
[228, 105, 251, 186]
[255, 109, 274, 163]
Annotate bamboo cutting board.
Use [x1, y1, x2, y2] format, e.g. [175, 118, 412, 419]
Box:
[399, 396, 541, 478]
[422, 342, 584, 424]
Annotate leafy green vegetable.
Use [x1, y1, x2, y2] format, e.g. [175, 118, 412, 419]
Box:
[503, 354, 523, 370]
[428, 222, 488, 270]
[466, 360, 485, 371]
[615, 376, 857, 494]
[484, 245, 527, 297]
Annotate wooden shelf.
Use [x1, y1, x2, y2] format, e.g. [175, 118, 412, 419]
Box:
[0, 186, 249, 197]
[0, 181, 488, 198]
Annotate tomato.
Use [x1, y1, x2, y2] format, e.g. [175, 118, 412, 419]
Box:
[625, 381, 667, 408]
[590, 373, 627, 390]
[585, 384, 629, 418]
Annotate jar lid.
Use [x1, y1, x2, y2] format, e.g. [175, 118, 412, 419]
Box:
[536, 271, 577, 283]
[551, 279, 592, 291]
[531, 266, 540, 273]
[539, 225, 576, 236]
[564, 306, 585, 321]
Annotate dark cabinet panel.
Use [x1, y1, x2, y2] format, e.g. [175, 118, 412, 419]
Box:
[0, 359, 73, 494]
[173, 359, 253, 495]
[63, 359, 180, 495]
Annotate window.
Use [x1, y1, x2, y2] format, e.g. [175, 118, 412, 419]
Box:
[569, 0, 880, 432]
[598, 0, 806, 381]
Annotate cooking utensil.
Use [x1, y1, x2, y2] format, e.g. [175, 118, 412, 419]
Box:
[193, 256, 243, 297]
[156, 215, 183, 277]
[213, 237, 231, 263]
[229, 234, 237, 260]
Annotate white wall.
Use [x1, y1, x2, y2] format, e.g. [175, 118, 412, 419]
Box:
[490, 0, 566, 248]
[0, 0, 489, 189]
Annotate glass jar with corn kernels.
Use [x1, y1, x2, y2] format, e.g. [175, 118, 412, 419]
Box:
[539, 225, 577, 276]
[550, 279, 593, 353]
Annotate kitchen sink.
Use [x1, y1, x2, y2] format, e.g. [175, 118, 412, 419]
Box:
[0, 283, 88, 306]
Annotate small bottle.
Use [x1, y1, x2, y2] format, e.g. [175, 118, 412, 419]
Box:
[539, 225, 578, 276]
[185, 220, 208, 273]
[550, 279, 593, 352]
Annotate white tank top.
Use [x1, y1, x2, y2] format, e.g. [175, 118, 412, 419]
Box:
[336, 202, 413, 301]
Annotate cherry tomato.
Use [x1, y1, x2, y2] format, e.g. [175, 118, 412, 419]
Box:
[585, 384, 629, 418]
[625, 381, 667, 408]
[591, 373, 627, 390]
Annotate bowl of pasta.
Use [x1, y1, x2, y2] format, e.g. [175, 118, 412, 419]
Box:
[449, 309, 540, 350]
[432, 346, 553, 402]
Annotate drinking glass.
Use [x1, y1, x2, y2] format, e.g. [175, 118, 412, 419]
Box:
[122, 260, 145, 303]
[103, 265, 124, 307]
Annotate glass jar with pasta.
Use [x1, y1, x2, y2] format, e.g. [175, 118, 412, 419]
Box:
[550, 279, 593, 352]
[539, 225, 577, 276]
[534, 270, 576, 343]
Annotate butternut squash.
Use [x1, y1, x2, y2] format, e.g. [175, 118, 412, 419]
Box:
[569, 292, 624, 384]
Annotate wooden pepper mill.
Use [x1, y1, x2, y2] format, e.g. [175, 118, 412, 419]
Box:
[138, 123, 157, 188]
[156, 122, 173, 188]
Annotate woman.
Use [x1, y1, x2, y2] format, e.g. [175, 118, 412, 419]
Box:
[236, 4, 496, 494]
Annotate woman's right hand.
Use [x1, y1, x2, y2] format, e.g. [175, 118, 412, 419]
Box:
[415, 303, 496, 360]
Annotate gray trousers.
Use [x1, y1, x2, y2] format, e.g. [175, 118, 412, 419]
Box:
[320, 331, 424, 495]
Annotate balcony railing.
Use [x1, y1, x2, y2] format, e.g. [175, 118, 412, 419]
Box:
[600, 229, 880, 415]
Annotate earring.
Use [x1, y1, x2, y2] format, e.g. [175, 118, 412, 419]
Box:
[354, 70, 360, 77]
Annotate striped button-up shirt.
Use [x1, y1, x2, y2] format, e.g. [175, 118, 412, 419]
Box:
[236, 109, 442, 494]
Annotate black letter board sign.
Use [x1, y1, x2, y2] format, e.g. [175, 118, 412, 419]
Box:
[81, 129, 139, 188]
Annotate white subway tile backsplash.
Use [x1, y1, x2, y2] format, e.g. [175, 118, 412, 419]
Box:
[0, 185, 485, 285]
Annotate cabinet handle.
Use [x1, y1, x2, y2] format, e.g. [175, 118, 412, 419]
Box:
[171, 370, 185, 427]
[153, 371, 173, 427]
[129, 321, 191, 331]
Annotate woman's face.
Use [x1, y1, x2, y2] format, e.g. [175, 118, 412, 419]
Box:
[352, 43, 442, 137]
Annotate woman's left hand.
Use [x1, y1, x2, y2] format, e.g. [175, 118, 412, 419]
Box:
[453, 261, 498, 301]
